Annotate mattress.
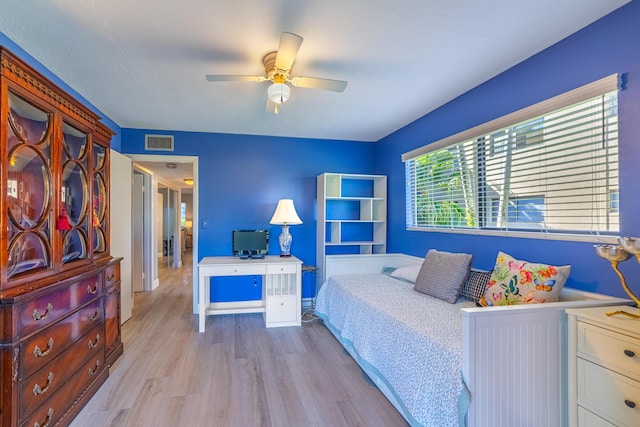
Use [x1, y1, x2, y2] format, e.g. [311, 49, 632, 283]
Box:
[315, 273, 476, 427]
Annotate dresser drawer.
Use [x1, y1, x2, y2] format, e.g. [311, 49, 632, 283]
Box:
[265, 295, 298, 325]
[578, 358, 640, 426]
[105, 262, 120, 287]
[578, 407, 616, 427]
[21, 298, 103, 380]
[18, 275, 102, 337]
[578, 322, 640, 380]
[210, 264, 266, 276]
[20, 322, 104, 420]
[266, 263, 297, 274]
[20, 352, 106, 427]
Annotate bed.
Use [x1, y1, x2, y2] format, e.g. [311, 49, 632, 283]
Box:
[315, 253, 632, 427]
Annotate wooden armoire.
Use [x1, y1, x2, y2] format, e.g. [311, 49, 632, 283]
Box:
[0, 47, 122, 426]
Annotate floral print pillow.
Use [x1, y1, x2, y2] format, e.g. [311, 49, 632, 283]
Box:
[478, 252, 570, 306]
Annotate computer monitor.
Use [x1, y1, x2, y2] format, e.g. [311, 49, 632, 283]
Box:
[232, 229, 269, 256]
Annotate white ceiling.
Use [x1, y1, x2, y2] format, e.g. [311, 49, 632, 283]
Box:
[0, 0, 629, 142]
[135, 160, 194, 190]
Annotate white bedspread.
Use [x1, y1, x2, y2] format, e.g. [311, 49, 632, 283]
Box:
[315, 273, 476, 427]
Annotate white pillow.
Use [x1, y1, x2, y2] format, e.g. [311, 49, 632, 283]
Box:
[389, 263, 422, 283]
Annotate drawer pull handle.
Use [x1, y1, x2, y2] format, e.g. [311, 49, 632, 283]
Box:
[88, 309, 99, 322]
[32, 303, 53, 321]
[87, 283, 99, 295]
[34, 407, 54, 427]
[624, 349, 636, 358]
[88, 333, 101, 349]
[106, 272, 115, 282]
[33, 372, 54, 396]
[625, 399, 636, 409]
[34, 338, 54, 358]
[88, 360, 100, 377]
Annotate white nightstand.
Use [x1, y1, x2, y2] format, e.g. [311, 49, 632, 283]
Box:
[567, 305, 640, 426]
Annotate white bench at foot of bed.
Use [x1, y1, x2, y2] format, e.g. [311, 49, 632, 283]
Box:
[324, 254, 632, 427]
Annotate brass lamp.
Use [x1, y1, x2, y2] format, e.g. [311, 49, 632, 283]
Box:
[594, 237, 640, 318]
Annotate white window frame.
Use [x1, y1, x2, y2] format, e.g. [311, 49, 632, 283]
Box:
[402, 75, 620, 244]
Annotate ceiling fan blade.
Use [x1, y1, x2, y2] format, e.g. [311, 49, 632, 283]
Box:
[274, 32, 303, 71]
[290, 76, 348, 92]
[205, 75, 266, 82]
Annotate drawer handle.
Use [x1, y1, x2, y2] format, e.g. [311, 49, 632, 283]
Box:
[34, 408, 54, 427]
[106, 272, 115, 282]
[87, 283, 99, 295]
[33, 338, 54, 358]
[88, 309, 100, 322]
[625, 399, 637, 409]
[33, 372, 54, 396]
[88, 333, 101, 349]
[32, 303, 53, 321]
[88, 360, 100, 377]
[624, 349, 636, 358]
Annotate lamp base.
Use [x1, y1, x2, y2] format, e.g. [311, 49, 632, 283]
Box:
[278, 224, 293, 257]
[606, 309, 640, 319]
[279, 254, 292, 258]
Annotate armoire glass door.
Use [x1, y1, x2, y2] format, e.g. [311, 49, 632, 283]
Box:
[6, 92, 53, 279]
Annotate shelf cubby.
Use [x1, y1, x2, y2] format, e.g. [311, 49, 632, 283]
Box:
[317, 173, 387, 283]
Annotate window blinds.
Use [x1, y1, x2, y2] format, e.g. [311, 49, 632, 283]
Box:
[404, 74, 620, 235]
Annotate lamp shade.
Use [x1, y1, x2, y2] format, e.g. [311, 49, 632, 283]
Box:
[267, 83, 291, 104]
[269, 199, 302, 225]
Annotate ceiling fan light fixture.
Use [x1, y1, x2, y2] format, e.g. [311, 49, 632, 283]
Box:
[268, 82, 290, 104]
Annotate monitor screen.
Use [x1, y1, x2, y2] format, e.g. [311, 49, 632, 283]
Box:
[232, 230, 269, 256]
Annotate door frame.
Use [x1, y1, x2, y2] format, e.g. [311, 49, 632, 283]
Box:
[127, 154, 198, 311]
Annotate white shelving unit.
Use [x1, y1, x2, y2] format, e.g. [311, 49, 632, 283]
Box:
[317, 173, 387, 283]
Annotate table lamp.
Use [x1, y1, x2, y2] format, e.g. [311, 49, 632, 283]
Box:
[594, 236, 640, 318]
[269, 199, 302, 257]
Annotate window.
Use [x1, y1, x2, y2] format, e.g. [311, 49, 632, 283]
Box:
[609, 190, 619, 213]
[490, 118, 543, 156]
[180, 202, 186, 228]
[404, 75, 619, 237]
[490, 196, 545, 225]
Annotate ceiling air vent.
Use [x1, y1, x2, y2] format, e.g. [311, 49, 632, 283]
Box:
[145, 134, 174, 151]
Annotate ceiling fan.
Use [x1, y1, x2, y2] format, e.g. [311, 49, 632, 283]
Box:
[205, 32, 348, 113]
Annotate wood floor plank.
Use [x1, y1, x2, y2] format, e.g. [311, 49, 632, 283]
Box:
[70, 252, 408, 426]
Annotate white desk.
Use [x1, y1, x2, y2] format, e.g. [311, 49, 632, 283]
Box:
[198, 256, 302, 332]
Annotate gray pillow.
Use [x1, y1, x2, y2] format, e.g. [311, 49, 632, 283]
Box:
[414, 249, 472, 303]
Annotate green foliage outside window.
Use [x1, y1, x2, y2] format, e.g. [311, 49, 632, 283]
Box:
[414, 150, 476, 228]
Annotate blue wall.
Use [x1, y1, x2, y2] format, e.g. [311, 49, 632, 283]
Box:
[376, 1, 640, 298]
[121, 129, 376, 300]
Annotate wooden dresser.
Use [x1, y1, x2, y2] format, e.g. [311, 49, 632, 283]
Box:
[567, 306, 640, 426]
[0, 48, 122, 426]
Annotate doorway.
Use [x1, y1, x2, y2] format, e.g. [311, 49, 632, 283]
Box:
[127, 154, 199, 313]
[158, 184, 180, 275]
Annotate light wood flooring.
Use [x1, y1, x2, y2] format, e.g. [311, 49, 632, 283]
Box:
[70, 252, 408, 426]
